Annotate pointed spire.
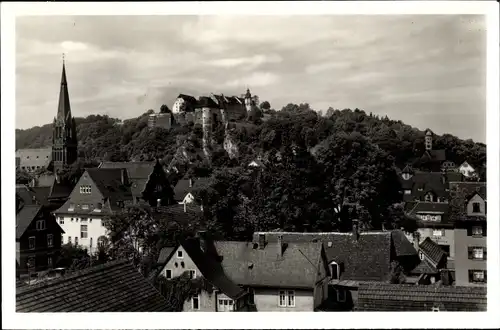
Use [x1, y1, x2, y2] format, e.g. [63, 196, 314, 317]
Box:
[57, 55, 71, 123]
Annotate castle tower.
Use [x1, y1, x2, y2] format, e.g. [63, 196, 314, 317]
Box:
[244, 88, 253, 112]
[424, 129, 433, 151]
[52, 56, 78, 173]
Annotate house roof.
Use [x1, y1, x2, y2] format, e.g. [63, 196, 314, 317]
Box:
[98, 161, 156, 197]
[16, 260, 170, 312]
[157, 247, 175, 265]
[181, 238, 247, 300]
[419, 237, 447, 266]
[196, 96, 219, 109]
[405, 201, 450, 215]
[16, 205, 42, 239]
[252, 230, 416, 282]
[86, 168, 133, 201]
[449, 181, 486, 201]
[214, 240, 325, 289]
[177, 94, 198, 108]
[48, 177, 74, 200]
[411, 258, 439, 275]
[153, 204, 203, 224]
[410, 171, 448, 199]
[357, 282, 487, 311]
[420, 149, 446, 163]
[449, 182, 487, 222]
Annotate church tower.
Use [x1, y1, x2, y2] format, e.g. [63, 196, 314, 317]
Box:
[52, 56, 78, 173]
[244, 88, 253, 112]
[424, 128, 433, 151]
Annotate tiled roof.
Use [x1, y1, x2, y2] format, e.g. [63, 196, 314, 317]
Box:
[357, 282, 487, 311]
[252, 231, 416, 282]
[152, 204, 203, 225]
[420, 149, 446, 163]
[157, 247, 175, 265]
[98, 161, 156, 197]
[410, 171, 448, 199]
[16, 205, 42, 239]
[16, 260, 170, 312]
[214, 240, 325, 289]
[48, 178, 73, 200]
[419, 237, 447, 266]
[86, 168, 133, 201]
[411, 258, 438, 274]
[181, 239, 247, 300]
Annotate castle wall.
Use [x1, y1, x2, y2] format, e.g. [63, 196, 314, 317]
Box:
[225, 104, 247, 122]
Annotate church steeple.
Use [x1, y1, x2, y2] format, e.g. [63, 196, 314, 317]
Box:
[52, 55, 78, 173]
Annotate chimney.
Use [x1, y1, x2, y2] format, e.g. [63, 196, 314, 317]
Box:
[258, 233, 266, 249]
[352, 219, 360, 240]
[55, 173, 60, 184]
[198, 230, 208, 253]
[183, 203, 187, 213]
[189, 178, 193, 188]
[277, 234, 284, 257]
[413, 231, 421, 251]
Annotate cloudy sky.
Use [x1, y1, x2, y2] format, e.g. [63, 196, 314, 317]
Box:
[16, 15, 486, 142]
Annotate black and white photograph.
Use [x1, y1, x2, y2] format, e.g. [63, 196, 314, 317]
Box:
[2, 1, 499, 329]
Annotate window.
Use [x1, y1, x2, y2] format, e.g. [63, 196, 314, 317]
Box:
[81, 225, 88, 239]
[36, 220, 46, 230]
[404, 190, 411, 195]
[29, 236, 36, 250]
[472, 226, 483, 236]
[80, 185, 92, 194]
[432, 229, 444, 237]
[75, 237, 79, 246]
[330, 261, 340, 279]
[59, 218, 64, 225]
[188, 270, 196, 279]
[473, 247, 484, 260]
[82, 204, 89, 210]
[337, 289, 346, 303]
[472, 202, 481, 213]
[469, 270, 486, 283]
[419, 251, 425, 260]
[166, 269, 172, 279]
[192, 295, 200, 310]
[47, 234, 53, 247]
[68, 236, 72, 244]
[47, 255, 53, 267]
[68, 204, 75, 212]
[81, 217, 88, 222]
[278, 290, 295, 307]
[177, 250, 183, 258]
[90, 237, 93, 247]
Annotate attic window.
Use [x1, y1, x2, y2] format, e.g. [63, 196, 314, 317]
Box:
[330, 261, 340, 280]
[472, 202, 481, 213]
[177, 250, 183, 258]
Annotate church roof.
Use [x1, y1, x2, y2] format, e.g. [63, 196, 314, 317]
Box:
[56, 62, 72, 124]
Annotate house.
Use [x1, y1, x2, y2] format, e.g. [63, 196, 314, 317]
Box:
[254, 224, 419, 311]
[148, 111, 173, 130]
[173, 176, 211, 204]
[172, 94, 198, 113]
[15, 148, 52, 172]
[449, 182, 487, 286]
[98, 160, 174, 206]
[356, 282, 487, 311]
[16, 185, 50, 207]
[16, 260, 170, 312]
[16, 204, 64, 278]
[408, 236, 450, 285]
[399, 170, 462, 203]
[52, 168, 133, 254]
[158, 231, 330, 312]
[459, 161, 477, 178]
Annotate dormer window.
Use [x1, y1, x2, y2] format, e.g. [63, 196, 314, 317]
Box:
[329, 261, 340, 280]
[80, 185, 92, 194]
[424, 193, 435, 202]
[82, 204, 89, 210]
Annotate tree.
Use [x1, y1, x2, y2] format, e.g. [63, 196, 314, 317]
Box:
[259, 101, 271, 111]
[160, 104, 171, 114]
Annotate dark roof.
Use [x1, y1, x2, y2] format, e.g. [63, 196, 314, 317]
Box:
[357, 282, 487, 311]
[420, 149, 446, 163]
[214, 240, 325, 289]
[449, 181, 486, 201]
[153, 204, 203, 224]
[419, 237, 447, 266]
[48, 177, 73, 200]
[173, 176, 211, 201]
[157, 247, 175, 265]
[411, 258, 438, 275]
[405, 201, 450, 215]
[17, 186, 51, 206]
[98, 161, 156, 197]
[180, 238, 247, 300]
[177, 94, 198, 106]
[16, 260, 170, 312]
[252, 230, 416, 282]
[86, 168, 133, 201]
[196, 96, 219, 109]
[445, 171, 464, 183]
[16, 205, 42, 239]
[410, 171, 448, 199]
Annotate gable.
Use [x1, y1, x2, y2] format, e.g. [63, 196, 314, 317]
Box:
[55, 171, 106, 214]
[160, 245, 200, 278]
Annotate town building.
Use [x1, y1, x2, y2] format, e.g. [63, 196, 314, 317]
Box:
[173, 176, 211, 205]
[51, 59, 78, 173]
[98, 160, 174, 207]
[449, 182, 487, 287]
[16, 260, 170, 312]
[147, 111, 173, 130]
[15, 148, 52, 172]
[356, 282, 486, 311]
[16, 204, 64, 278]
[157, 231, 331, 312]
[408, 236, 450, 285]
[52, 168, 133, 254]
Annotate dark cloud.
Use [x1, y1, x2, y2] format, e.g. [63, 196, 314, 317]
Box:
[16, 15, 486, 142]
